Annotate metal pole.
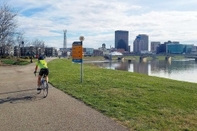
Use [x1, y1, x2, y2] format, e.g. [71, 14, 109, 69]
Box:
[81, 41, 83, 83]
[81, 60, 83, 83]
[63, 30, 67, 49]
[18, 44, 20, 58]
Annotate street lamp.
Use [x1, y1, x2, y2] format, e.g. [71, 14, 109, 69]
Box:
[21, 41, 24, 56]
[38, 48, 41, 56]
[18, 44, 20, 58]
[18, 40, 24, 57]
[30, 45, 33, 63]
[0, 35, 2, 46]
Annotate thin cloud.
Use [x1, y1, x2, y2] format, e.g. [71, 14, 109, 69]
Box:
[3, 0, 197, 49]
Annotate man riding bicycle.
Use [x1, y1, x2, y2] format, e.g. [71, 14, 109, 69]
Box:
[34, 55, 49, 90]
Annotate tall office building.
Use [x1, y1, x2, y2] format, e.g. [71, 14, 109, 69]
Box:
[133, 34, 148, 53]
[115, 30, 129, 52]
[151, 41, 160, 53]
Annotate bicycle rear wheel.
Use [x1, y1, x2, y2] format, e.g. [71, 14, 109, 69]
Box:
[42, 80, 48, 98]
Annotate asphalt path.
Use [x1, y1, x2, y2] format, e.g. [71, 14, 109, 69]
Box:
[0, 57, 129, 131]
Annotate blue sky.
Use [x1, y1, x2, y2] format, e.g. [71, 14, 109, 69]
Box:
[1, 0, 197, 50]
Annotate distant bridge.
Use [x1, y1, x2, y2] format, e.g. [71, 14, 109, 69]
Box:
[139, 55, 171, 62]
[104, 54, 172, 62]
[103, 54, 123, 60]
[185, 55, 197, 61]
[141, 54, 197, 61]
[104, 54, 197, 62]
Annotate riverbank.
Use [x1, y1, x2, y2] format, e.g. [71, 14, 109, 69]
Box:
[48, 59, 197, 131]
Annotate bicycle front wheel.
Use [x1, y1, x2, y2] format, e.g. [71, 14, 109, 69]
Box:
[42, 81, 48, 98]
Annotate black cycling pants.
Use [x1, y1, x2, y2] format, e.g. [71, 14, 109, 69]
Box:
[39, 68, 49, 76]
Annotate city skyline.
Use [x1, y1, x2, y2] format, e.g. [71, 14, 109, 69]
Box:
[1, 0, 197, 50]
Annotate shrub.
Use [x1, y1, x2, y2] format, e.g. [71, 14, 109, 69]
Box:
[24, 56, 29, 59]
[17, 58, 21, 61]
[6, 56, 12, 59]
[1, 56, 7, 58]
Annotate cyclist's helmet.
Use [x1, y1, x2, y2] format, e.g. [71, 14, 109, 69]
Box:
[38, 55, 44, 60]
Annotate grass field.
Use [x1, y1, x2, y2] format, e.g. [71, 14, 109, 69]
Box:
[0, 58, 31, 65]
[48, 58, 197, 131]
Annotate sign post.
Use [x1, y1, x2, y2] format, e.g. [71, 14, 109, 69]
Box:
[72, 42, 83, 63]
[72, 36, 85, 83]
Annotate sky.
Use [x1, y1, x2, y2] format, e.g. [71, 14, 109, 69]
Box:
[1, 0, 197, 51]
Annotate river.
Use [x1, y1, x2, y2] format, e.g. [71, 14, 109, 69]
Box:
[90, 59, 197, 84]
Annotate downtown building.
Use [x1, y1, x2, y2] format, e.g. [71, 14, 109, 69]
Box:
[133, 34, 149, 54]
[151, 41, 161, 53]
[115, 30, 130, 52]
[157, 41, 193, 54]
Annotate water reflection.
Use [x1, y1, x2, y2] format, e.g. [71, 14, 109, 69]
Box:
[91, 59, 197, 83]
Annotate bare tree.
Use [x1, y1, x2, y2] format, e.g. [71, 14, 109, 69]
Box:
[31, 39, 45, 56]
[0, 3, 17, 56]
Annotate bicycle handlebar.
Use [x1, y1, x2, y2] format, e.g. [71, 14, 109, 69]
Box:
[34, 72, 39, 76]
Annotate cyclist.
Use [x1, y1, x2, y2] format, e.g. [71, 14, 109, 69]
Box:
[34, 55, 49, 90]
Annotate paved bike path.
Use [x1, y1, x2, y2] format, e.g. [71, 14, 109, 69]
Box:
[0, 57, 129, 131]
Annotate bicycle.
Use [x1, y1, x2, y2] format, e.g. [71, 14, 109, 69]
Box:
[34, 72, 49, 98]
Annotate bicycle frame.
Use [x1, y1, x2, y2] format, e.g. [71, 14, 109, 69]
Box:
[40, 74, 47, 84]
[35, 72, 49, 98]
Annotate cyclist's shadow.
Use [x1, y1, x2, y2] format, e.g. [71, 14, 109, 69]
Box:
[0, 88, 45, 104]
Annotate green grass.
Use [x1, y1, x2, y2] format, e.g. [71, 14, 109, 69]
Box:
[48, 59, 197, 131]
[1, 58, 30, 65]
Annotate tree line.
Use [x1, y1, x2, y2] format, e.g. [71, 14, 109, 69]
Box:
[0, 3, 46, 57]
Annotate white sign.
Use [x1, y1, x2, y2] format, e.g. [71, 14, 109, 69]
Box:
[79, 36, 85, 41]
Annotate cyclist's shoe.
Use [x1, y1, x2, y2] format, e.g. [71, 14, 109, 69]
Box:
[37, 87, 41, 90]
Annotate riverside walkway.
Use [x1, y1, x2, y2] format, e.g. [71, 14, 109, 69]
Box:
[0, 57, 129, 131]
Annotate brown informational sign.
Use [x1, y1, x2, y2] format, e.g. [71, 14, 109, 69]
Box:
[72, 41, 83, 63]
